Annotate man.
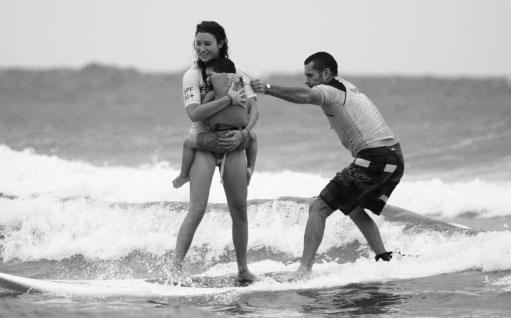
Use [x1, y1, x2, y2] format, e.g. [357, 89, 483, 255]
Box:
[251, 52, 404, 278]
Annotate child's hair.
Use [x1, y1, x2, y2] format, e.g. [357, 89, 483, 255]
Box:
[206, 58, 236, 74]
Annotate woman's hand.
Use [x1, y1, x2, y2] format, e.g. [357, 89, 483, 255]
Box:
[217, 130, 244, 152]
[227, 84, 247, 106]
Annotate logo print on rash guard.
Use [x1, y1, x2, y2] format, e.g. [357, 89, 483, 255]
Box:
[183, 86, 195, 101]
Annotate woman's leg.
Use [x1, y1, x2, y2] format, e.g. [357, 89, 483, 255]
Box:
[172, 150, 216, 272]
[221, 150, 257, 281]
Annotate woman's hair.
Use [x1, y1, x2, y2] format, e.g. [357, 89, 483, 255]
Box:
[195, 21, 229, 81]
[206, 58, 236, 74]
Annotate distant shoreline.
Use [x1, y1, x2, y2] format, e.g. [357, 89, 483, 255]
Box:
[0, 63, 509, 80]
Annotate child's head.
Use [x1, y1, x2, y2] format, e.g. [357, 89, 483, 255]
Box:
[205, 57, 236, 76]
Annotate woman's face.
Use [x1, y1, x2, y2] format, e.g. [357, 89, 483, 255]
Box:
[195, 32, 222, 63]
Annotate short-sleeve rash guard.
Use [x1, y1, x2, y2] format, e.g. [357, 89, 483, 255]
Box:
[182, 64, 256, 134]
[312, 78, 394, 156]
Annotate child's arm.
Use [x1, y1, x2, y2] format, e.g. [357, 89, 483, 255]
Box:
[245, 98, 259, 131]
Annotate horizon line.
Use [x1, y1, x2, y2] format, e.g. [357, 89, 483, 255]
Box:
[0, 62, 509, 80]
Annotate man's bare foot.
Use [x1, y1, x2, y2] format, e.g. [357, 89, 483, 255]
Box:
[246, 167, 254, 186]
[172, 175, 189, 188]
[238, 269, 259, 284]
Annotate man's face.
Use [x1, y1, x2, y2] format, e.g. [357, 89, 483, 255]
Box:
[304, 62, 326, 88]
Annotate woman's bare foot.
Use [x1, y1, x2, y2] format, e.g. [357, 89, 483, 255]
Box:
[246, 167, 254, 186]
[172, 174, 189, 188]
[163, 264, 191, 286]
[282, 268, 311, 282]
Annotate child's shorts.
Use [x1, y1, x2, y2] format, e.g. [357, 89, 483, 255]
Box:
[196, 129, 251, 154]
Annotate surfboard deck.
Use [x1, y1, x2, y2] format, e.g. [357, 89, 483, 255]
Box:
[146, 274, 255, 288]
[0, 272, 241, 297]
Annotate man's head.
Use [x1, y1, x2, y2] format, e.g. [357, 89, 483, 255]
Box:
[303, 52, 338, 88]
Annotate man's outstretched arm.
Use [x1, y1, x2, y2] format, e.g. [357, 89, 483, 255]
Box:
[251, 79, 323, 106]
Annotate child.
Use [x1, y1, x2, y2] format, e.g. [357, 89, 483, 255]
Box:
[173, 58, 258, 188]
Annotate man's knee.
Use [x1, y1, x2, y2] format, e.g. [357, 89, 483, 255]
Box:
[309, 197, 334, 219]
[348, 207, 371, 224]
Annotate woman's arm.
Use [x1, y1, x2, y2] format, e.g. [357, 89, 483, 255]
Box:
[202, 90, 215, 104]
[187, 85, 245, 122]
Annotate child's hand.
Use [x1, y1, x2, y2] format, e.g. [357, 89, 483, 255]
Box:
[227, 84, 247, 106]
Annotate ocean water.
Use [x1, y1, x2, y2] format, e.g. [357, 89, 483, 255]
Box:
[0, 65, 510, 317]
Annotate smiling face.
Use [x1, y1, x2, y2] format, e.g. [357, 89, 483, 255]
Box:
[194, 32, 223, 64]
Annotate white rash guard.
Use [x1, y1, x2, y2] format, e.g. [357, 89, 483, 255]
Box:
[312, 78, 394, 157]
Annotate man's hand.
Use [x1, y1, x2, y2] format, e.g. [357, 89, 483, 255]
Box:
[217, 130, 243, 152]
[251, 79, 268, 94]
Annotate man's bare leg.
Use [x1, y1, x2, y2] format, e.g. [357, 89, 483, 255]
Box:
[348, 206, 386, 256]
[290, 197, 334, 279]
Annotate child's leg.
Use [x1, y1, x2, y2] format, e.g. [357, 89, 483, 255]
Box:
[172, 136, 198, 188]
[245, 131, 257, 185]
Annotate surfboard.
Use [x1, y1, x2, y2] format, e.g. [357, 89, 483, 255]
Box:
[147, 274, 255, 288]
[0, 272, 241, 297]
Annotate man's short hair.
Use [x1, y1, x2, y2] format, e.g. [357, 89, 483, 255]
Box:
[304, 52, 338, 77]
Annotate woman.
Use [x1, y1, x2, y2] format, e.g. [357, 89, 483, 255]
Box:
[172, 21, 258, 283]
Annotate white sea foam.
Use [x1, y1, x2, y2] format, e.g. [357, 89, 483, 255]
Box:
[1, 166, 511, 287]
[1, 190, 511, 271]
[201, 229, 511, 291]
[492, 275, 511, 292]
[1, 145, 510, 219]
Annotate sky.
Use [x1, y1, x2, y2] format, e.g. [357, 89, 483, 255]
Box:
[1, 0, 510, 77]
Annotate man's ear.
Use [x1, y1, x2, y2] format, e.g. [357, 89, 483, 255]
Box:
[322, 68, 332, 79]
[321, 67, 332, 82]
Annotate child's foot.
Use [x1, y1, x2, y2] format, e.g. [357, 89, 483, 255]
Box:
[172, 175, 189, 188]
[246, 167, 254, 186]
